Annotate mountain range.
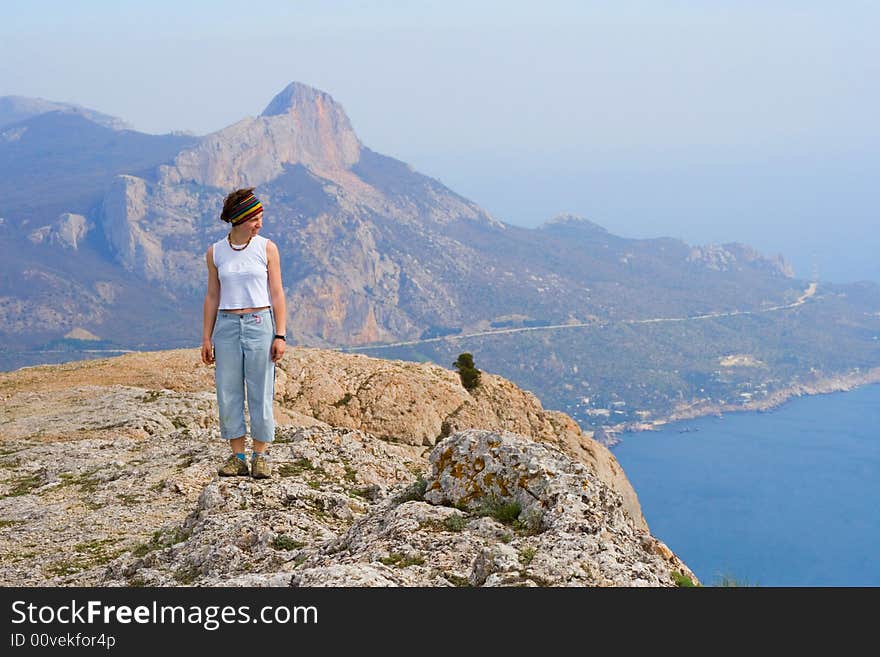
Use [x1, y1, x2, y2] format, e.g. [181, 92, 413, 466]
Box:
[2, 81, 879, 433]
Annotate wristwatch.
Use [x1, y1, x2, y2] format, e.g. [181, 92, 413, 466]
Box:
[273, 334, 286, 342]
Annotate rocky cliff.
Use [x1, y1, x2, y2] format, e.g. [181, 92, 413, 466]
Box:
[0, 348, 697, 587]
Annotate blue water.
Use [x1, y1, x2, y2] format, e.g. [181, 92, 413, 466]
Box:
[612, 384, 880, 586]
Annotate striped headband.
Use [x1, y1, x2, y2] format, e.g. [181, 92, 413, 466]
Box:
[227, 193, 263, 226]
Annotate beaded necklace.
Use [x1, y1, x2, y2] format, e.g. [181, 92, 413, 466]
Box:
[227, 232, 252, 251]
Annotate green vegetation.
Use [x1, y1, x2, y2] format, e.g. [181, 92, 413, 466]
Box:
[4, 473, 44, 497]
[333, 392, 354, 407]
[442, 514, 468, 532]
[116, 493, 142, 506]
[453, 352, 481, 390]
[173, 565, 199, 585]
[45, 560, 85, 577]
[348, 486, 377, 501]
[379, 552, 425, 568]
[519, 546, 537, 566]
[395, 477, 428, 503]
[271, 535, 306, 551]
[132, 526, 190, 558]
[475, 495, 521, 524]
[672, 571, 697, 587]
[45, 538, 124, 576]
[0, 519, 25, 528]
[57, 469, 102, 494]
[443, 572, 471, 587]
[278, 458, 327, 479]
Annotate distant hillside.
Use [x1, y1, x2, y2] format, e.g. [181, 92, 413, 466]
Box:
[0, 95, 132, 131]
[0, 110, 196, 225]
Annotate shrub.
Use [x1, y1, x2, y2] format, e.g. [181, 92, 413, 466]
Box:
[672, 571, 696, 587]
[271, 535, 306, 551]
[379, 552, 425, 568]
[395, 477, 428, 503]
[475, 495, 521, 524]
[442, 514, 468, 532]
[519, 546, 537, 566]
[453, 352, 482, 390]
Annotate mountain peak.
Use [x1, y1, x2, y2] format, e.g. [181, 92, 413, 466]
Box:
[261, 81, 340, 117]
[162, 81, 361, 189]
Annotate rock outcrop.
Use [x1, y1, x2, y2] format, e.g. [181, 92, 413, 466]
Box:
[291, 430, 695, 587]
[100, 175, 164, 277]
[0, 347, 688, 586]
[27, 213, 92, 250]
[687, 243, 794, 278]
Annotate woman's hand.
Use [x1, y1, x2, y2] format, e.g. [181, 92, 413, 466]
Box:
[201, 339, 215, 365]
[271, 337, 286, 362]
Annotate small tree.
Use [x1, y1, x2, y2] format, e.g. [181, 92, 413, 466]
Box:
[453, 352, 481, 390]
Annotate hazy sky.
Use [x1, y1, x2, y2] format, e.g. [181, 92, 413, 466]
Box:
[2, 1, 878, 282]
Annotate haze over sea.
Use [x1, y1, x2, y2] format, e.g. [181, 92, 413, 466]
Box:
[613, 383, 880, 586]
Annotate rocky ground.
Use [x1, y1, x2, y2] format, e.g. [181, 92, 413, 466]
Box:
[0, 347, 696, 586]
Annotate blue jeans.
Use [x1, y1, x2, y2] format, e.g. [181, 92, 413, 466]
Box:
[211, 307, 276, 443]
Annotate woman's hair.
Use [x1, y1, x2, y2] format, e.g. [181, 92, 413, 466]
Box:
[220, 188, 256, 223]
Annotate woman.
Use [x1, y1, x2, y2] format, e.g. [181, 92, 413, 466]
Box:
[200, 188, 287, 479]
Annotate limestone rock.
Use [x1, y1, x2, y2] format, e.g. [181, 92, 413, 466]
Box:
[101, 175, 162, 277]
[100, 426, 423, 587]
[290, 429, 697, 587]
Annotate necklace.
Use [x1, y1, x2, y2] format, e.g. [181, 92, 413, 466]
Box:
[227, 232, 252, 251]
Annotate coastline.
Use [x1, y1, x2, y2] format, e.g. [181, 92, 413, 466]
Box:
[604, 366, 880, 446]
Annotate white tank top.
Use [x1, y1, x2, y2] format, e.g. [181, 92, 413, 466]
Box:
[212, 234, 272, 309]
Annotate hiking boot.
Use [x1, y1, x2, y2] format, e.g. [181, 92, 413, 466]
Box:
[251, 453, 271, 479]
[218, 454, 250, 477]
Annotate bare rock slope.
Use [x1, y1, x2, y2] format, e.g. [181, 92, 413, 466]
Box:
[0, 347, 695, 586]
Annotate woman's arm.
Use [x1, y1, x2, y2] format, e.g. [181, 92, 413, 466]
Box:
[202, 246, 220, 364]
[267, 240, 287, 363]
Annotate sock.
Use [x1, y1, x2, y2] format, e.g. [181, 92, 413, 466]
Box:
[235, 453, 246, 461]
[253, 451, 265, 460]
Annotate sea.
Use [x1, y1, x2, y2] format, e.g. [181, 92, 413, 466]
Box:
[612, 383, 880, 587]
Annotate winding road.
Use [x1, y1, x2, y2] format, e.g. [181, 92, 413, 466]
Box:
[341, 282, 819, 353]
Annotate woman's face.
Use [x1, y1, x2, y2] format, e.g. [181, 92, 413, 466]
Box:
[242, 211, 263, 234]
